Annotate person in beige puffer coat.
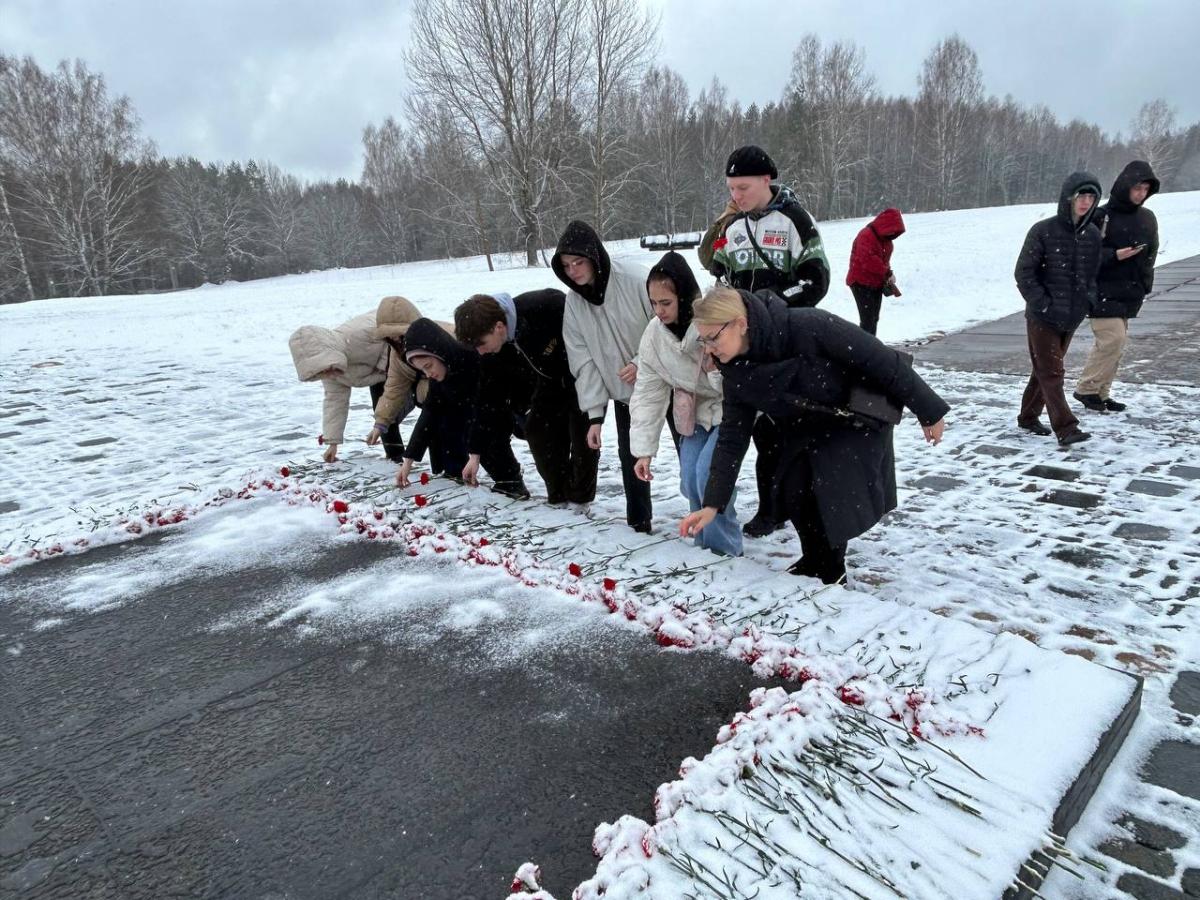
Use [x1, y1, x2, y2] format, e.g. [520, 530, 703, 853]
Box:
[288, 301, 412, 463]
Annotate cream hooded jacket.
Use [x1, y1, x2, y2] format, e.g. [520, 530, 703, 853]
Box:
[289, 312, 389, 445]
[628, 319, 723, 459]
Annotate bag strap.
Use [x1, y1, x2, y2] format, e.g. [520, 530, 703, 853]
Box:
[744, 215, 785, 275]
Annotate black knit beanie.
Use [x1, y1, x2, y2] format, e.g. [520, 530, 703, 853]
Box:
[725, 145, 777, 179]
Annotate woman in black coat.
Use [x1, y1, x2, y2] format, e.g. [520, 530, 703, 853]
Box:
[680, 287, 949, 584]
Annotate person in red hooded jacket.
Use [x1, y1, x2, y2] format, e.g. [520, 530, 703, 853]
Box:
[846, 208, 905, 335]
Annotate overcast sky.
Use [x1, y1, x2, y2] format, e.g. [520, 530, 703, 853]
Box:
[2, 0, 1196, 182]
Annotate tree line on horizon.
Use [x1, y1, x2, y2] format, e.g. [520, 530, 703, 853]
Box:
[1, 0, 1197, 303]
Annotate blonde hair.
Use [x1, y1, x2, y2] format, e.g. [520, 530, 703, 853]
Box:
[693, 285, 746, 326]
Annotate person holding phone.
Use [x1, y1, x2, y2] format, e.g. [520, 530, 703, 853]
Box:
[1074, 161, 1161, 413]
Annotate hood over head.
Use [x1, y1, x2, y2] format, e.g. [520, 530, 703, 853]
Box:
[870, 207, 906, 239]
[404, 318, 473, 371]
[552, 220, 611, 306]
[289, 325, 346, 382]
[1108, 160, 1160, 213]
[647, 250, 701, 340]
[373, 295, 422, 340]
[1056, 171, 1103, 231]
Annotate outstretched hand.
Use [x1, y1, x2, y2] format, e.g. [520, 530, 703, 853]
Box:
[680, 507, 717, 538]
[396, 458, 414, 487]
[922, 419, 945, 445]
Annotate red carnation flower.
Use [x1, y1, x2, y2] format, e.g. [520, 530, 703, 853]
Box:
[603, 577, 617, 591]
[414, 494, 428, 507]
[568, 562, 582, 577]
[712, 237, 728, 250]
[419, 472, 430, 485]
[332, 499, 350, 514]
[280, 466, 290, 477]
[317, 434, 325, 445]
[479, 537, 489, 546]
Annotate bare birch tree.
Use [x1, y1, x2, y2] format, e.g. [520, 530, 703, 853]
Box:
[405, 0, 588, 265]
[1131, 99, 1179, 177]
[0, 55, 156, 297]
[575, 0, 657, 231]
[916, 35, 983, 210]
[787, 35, 875, 218]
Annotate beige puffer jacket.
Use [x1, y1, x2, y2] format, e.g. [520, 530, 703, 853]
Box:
[629, 319, 723, 459]
[370, 295, 456, 425]
[289, 311, 390, 445]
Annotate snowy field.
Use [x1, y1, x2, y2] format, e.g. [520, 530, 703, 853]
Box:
[2, 191, 1200, 897]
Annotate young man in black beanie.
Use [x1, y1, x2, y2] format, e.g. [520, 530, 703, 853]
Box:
[699, 144, 832, 537]
[699, 144, 830, 309]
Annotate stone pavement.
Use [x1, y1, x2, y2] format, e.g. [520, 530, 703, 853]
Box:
[0, 538, 775, 899]
[912, 256, 1200, 388]
[909, 255, 1200, 900]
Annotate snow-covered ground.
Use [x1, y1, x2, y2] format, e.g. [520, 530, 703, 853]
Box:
[2, 191, 1199, 898]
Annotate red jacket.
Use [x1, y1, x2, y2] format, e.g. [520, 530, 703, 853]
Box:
[846, 208, 905, 289]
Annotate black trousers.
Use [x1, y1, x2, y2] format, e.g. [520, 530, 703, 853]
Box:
[851, 284, 883, 336]
[613, 400, 653, 529]
[751, 415, 783, 524]
[428, 405, 522, 485]
[779, 452, 846, 584]
[368, 381, 404, 461]
[524, 384, 599, 504]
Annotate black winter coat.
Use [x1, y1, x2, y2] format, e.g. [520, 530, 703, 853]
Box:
[1091, 160, 1160, 318]
[1014, 171, 1103, 332]
[468, 288, 572, 454]
[402, 318, 480, 463]
[704, 291, 950, 546]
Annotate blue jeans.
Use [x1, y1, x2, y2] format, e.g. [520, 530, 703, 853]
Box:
[679, 425, 743, 557]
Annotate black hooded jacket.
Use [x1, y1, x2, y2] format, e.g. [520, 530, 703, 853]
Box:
[468, 288, 573, 454]
[703, 290, 949, 546]
[1091, 160, 1160, 318]
[551, 220, 612, 306]
[646, 250, 700, 340]
[402, 318, 481, 463]
[1014, 171, 1103, 332]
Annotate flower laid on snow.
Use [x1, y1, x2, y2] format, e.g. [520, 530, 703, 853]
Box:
[602, 577, 617, 591]
[413, 494, 428, 507]
[420, 472, 430, 485]
[331, 499, 350, 514]
[316, 434, 324, 445]
[568, 562, 582, 577]
[279, 466, 290, 477]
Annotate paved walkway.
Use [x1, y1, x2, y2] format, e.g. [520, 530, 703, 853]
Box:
[906, 254, 1200, 900]
[911, 255, 1200, 388]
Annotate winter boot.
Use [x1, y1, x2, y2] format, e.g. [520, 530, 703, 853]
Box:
[742, 512, 785, 537]
[1057, 429, 1091, 447]
[1072, 392, 1107, 412]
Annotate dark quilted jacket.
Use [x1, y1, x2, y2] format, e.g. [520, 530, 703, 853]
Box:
[1014, 171, 1103, 332]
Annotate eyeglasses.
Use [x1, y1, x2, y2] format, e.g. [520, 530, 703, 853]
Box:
[697, 321, 733, 346]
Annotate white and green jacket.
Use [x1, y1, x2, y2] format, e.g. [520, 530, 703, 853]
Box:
[707, 186, 830, 307]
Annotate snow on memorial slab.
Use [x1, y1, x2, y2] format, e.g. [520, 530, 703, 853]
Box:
[2, 196, 1193, 897]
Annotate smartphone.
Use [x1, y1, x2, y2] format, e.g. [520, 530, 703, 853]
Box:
[1132, 243, 1147, 251]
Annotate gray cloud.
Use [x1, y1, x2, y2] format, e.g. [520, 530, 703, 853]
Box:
[2, 0, 1195, 183]
[651, 0, 1199, 139]
[1, 0, 412, 181]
